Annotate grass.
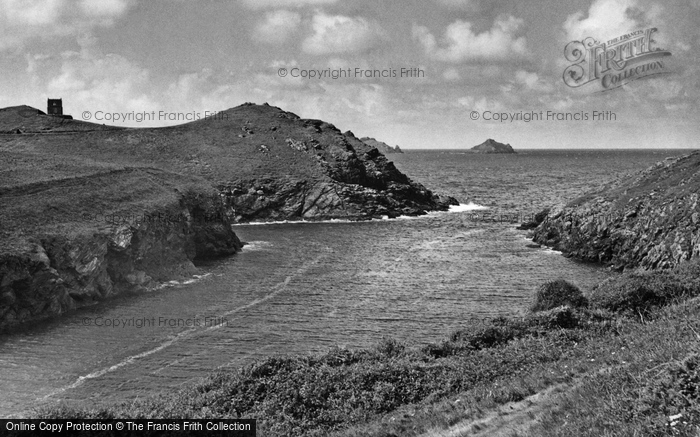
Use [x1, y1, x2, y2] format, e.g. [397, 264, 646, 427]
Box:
[37, 265, 700, 436]
[40, 312, 612, 436]
[527, 299, 700, 437]
[590, 262, 700, 318]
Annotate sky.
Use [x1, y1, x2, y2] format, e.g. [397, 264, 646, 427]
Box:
[1, 0, 699, 149]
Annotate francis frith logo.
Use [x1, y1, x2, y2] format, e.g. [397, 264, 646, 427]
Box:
[563, 27, 672, 91]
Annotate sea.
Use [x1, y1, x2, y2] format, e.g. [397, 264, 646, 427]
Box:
[0, 149, 690, 417]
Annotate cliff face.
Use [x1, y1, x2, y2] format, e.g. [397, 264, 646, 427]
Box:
[0, 188, 241, 332]
[222, 128, 452, 221]
[471, 139, 515, 154]
[203, 107, 454, 221]
[0, 159, 243, 332]
[532, 152, 700, 270]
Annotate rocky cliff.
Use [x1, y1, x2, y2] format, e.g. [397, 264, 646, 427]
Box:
[0, 166, 242, 332]
[471, 139, 515, 154]
[222, 127, 451, 221]
[531, 151, 700, 270]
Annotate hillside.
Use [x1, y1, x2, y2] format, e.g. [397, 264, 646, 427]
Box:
[0, 102, 456, 330]
[471, 139, 515, 154]
[0, 103, 455, 222]
[531, 151, 700, 270]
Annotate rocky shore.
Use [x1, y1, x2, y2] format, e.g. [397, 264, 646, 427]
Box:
[530, 151, 700, 270]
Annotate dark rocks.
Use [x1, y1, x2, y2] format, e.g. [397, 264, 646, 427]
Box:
[517, 208, 549, 230]
[531, 151, 700, 270]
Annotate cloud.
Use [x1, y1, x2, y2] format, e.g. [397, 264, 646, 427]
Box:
[413, 15, 528, 62]
[253, 10, 302, 44]
[46, 41, 155, 114]
[443, 67, 460, 81]
[79, 0, 131, 18]
[456, 95, 505, 113]
[302, 12, 386, 55]
[513, 70, 554, 92]
[563, 0, 646, 42]
[0, 0, 134, 51]
[240, 0, 336, 9]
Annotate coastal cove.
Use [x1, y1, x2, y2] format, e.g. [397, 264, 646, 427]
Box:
[0, 149, 684, 418]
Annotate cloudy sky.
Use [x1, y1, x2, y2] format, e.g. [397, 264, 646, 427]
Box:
[1, 0, 698, 149]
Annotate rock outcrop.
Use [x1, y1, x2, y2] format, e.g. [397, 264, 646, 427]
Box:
[471, 139, 515, 154]
[531, 152, 700, 270]
[360, 137, 403, 154]
[222, 128, 453, 221]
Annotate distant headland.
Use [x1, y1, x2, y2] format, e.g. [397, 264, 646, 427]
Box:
[360, 137, 403, 154]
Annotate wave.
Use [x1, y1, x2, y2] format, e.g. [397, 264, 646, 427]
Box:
[447, 202, 489, 213]
[156, 273, 211, 289]
[232, 203, 489, 226]
[241, 241, 274, 251]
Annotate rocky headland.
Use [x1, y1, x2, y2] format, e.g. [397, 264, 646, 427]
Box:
[471, 138, 515, 154]
[530, 151, 700, 270]
[360, 137, 403, 154]
[0, 103, 456, 330]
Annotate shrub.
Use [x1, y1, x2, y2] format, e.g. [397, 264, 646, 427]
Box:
[530, 279, 588, 312]
[373, 337, 406, 358]
[589, 262, 700, 316]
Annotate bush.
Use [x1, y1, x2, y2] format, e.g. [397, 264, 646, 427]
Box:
[589, 262, 700, 316]
[530, 279, 588, 312]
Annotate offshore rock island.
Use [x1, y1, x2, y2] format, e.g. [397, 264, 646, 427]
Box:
[0, 102, 456, 331]
[470, 138, 516, 154]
